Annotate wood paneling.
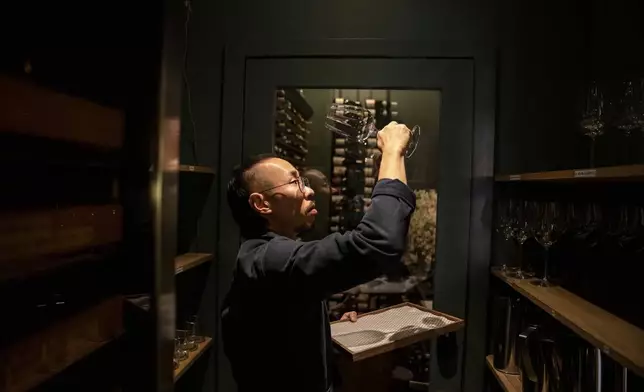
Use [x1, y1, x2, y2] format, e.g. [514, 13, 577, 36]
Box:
[0, 205, 122, 279]
[0, 75, 124, 148]
[0, 296, 124, 392]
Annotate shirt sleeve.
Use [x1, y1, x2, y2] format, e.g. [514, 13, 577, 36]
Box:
[261, 178, 416, 299]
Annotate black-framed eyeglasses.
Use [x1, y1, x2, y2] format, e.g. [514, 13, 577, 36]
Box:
[259, 176, 310, 194]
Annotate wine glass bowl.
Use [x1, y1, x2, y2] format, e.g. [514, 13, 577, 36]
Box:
[530, 202, 566, 287]
[579, 81, 606, 167]
[325, 101, 420, 158]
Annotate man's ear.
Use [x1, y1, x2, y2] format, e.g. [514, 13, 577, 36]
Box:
[248, 192, 271, 216]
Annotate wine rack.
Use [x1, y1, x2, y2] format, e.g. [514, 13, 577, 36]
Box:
[273, 89, 313, 171]
[329, 98, 379, 234]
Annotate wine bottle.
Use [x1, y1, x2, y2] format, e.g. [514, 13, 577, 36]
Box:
[364, 168, 374, 177]
[334, 138, 346, 146]
[333, 166, 347, 176]
[366, 138, 377, 147]
[331, 195, 345, 204]
[364, 99, 376, 108]
[276, 89, 285, 97]
[332, 156, 364, 165]
[364, 187, 373, 195]
[331, 177, 347, 186]
[330, 215, 343, 223]
[365, 177, 375, 186]
[330, 225, 340, 233]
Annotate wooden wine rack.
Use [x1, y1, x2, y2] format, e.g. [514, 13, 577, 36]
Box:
[273, 89, 313, 171]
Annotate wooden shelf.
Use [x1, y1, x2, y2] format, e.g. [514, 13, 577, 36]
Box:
[1, 296, 124, 392]
[179, 164, 215, 174]
[174, 337, 213, 381]
[486, 355, 521, 392]
[492, 268, 644, 377]
[174, 253, 213, 274]
[0, 75, 124, 149]
[495, 164, 644, 182]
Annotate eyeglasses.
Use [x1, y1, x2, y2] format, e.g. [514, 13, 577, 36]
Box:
[259, 176, 310, 194]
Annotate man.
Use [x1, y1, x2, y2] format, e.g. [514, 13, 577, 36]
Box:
[222, 122, 416, 392]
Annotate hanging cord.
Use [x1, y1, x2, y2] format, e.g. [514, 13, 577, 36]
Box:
[183, 0, 199, 164]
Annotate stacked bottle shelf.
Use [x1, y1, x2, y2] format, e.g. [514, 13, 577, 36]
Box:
[329, 98, 378, 234]
[273, 89, 313, 171]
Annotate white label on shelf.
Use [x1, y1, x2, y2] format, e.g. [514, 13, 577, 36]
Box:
[176, 267, 184, 274]
[574, 169, 597, 178]
[509, 174, 521, 181]
[188, 165, 196, 172]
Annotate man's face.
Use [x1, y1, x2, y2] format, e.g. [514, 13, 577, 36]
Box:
[248, 158, 317, 235]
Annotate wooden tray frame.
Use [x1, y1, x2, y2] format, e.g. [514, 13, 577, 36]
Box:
[330, 302, 464, 362]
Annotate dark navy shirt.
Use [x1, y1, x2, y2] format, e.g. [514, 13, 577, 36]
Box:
[221, 179, 416, 392]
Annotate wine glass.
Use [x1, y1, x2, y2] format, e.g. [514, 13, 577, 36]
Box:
[569, 202, 602, 248]
[531, 202, 566, 287]
[615, 81, 641, 162]
[495, 199, 516, 273]
[174, 336, 189, 361]
[507, 201, 532, 279]
[580, 82, 605, 168]
[325, 101, 421, 158]
[187, 315, 205, 344]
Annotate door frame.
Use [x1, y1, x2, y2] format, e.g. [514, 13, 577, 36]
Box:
[217, 40, 496, 392]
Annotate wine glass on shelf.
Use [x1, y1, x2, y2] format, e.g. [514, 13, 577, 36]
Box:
[580, 81, 605, 168]
[325, 100, 421, 158]
[569, 202, 602, 248]
[187, 315, 205, 344]
[615, 81, 641, 163]
[495, 199, 516, 274]
[531, 201, 566, 287]
[507, 201, 532, 279]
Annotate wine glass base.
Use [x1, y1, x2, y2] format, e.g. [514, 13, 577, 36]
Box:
[529, 279, 556, 287]
[506, 270, 526, 279]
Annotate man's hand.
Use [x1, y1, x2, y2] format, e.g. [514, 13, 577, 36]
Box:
[376, 121, 410, 184]
[340, 311, 358, 322]
[377, 121, 411, 157]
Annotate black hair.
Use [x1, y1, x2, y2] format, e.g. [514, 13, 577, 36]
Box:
[227, 153, 276, 238]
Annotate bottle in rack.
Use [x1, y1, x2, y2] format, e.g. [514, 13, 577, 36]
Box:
[333, 166, 347, 176]
[332, 156, 363, 165]
[331, 176, 350, 186]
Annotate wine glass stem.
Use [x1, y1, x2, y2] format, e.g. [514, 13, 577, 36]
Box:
[542, 247, 550, 282]
[589, 136, 596, 168]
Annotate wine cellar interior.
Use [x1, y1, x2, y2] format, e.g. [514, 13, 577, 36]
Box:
[1, 0, 644, 390]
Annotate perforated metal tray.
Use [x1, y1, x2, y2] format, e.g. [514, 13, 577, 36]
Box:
[330, 302, 464, 361]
